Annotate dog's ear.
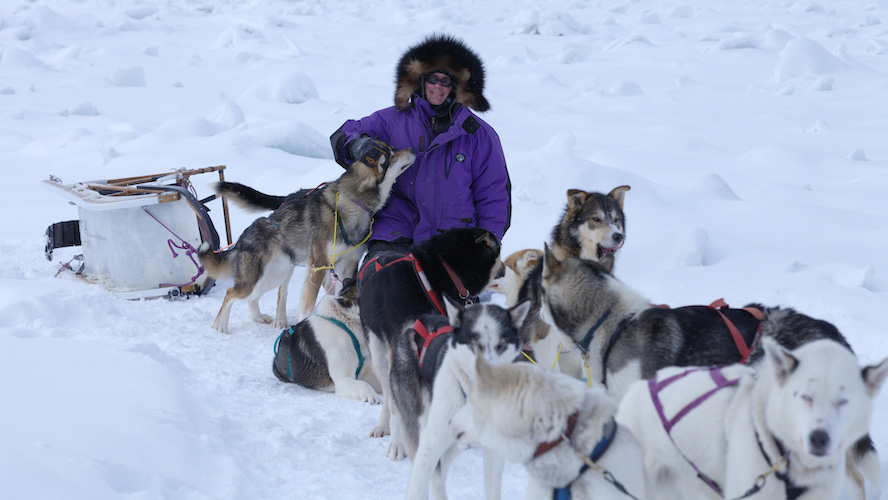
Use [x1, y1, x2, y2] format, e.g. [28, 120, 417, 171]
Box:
[444, 295, 464, 327]
[566, 189, 589, 211]
[474, 229, 499, 252]
[542, 243, 561, 280]
[863, 356, 888, 397]
[376, 154, 388, 174]
[518, 249, 543, 275]
[509, 299, 532, 330]
[608, 185, 631, 210]
[763, 337, 798, 384]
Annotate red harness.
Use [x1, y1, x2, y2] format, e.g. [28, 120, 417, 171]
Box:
[412, 318, 452, 368]
[652, 298, 763, 364]
[358, 252, 468, 316]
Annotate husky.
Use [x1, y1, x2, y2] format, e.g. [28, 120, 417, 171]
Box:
[393, 299, 529, 500]
[617, 337, 888, 500]
[272, 278, 380, 403]
[495, 186, 629, 374]
[197, 144, 415, 333]
[549, 186, 630, 272]
[357, 227, 504, 459]
[451, 353, 646, 500]
[538, 248, 881, 498]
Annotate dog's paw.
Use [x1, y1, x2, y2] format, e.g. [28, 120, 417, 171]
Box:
[252, 314, 273, 325]
[386, 441, 408, 461]
[273, 317, 289, 329]
[337, 380, 381, 405]
[369, 425, 390, 438]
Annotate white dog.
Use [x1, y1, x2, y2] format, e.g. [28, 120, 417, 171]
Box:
[617, 337, 888, 500]
[451, 356, 646, 500]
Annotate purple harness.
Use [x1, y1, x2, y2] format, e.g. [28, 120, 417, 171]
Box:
[649, 366, 740, 495]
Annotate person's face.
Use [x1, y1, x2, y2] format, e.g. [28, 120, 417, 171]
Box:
[424, 72, 452, 106]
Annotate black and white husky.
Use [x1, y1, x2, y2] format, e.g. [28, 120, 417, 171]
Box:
[272, 278, 380, 403]
[357, 227, 504, 459]
[392, 299, 529, 500]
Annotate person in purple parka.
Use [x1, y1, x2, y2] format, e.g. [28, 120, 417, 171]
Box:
[330, 33, 512, 257]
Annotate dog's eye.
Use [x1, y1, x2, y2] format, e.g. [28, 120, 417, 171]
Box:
[801, 394, 813, 405]
[495, 342, 507, 354]
[592, 216, 602, 223]
[836, 398, 848, 408]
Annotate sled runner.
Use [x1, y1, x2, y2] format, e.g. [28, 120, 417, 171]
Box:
[43, 166, 232, 300]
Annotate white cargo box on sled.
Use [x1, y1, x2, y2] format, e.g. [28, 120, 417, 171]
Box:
[43, 166, 233, 300]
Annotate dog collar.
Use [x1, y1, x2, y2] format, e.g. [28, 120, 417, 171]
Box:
[552, 417, 619, 500]
[577, 309, 611, 354]
[533, 411, 579, 458]
[754, 429, 806, 499]
[437, 254, 469, 301]
[346, 194, 373, 214]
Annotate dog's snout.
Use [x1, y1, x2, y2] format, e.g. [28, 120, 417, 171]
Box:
[613, 233, 624, 243]
[809, 429, 830, 456]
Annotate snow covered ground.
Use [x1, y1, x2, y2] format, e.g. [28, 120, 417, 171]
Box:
[2, 0, 888, 498]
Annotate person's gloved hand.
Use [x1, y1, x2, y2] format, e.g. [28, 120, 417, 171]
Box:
[348, 136, 388, 167]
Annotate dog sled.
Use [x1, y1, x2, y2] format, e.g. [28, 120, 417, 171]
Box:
[43, 166, 233, 300]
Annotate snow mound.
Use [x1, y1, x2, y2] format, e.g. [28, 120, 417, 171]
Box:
[241, 71, 318, 104]
[108, 66, 146, 87]
[774, 37, 845, 82]
[1, 46, 51, 69]
[513, 10, 588, 36]
[247, 121, 332, 159]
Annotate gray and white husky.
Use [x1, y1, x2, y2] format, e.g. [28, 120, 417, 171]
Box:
[197, 143, 415, 333]
[491, 186, 630, 374]
[538, 247, 880, 498]
[391, 299, 529, 500]
[617, 337, 888, 500]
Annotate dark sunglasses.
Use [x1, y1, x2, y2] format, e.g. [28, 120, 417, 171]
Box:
[426, 74, 453, 87]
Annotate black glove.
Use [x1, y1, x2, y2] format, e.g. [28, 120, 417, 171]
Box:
[348, 136, 388, 167]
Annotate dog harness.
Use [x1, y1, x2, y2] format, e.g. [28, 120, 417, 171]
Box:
[754, 430, 807, 499]
[358, 252, 469, 316]
[548, 417, 619, 500]
[315, 315, 365, 378]
[273, 318, 365, 380]
[412, 317, 452, 369]
[649, 366, 740, 495]
[583, 299, 763, 388]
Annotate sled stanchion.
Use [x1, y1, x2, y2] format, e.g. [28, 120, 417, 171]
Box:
[218, 167, 233, 246]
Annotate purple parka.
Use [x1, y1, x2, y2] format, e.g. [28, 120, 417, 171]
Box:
[333, 95, 511, 244]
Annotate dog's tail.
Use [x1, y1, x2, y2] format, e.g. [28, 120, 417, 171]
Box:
[214, 181, 288, 212]
[197, 241, 236, 278]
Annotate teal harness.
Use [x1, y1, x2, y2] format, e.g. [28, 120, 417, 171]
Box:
[273, 315, 365, 380]
[316, 315, 365, 378]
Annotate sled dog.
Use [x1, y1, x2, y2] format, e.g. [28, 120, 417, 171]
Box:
[538, 248, 880, 498]
[197, 144, 415, 333]
[451, 354, 646, 500]
[357, 227, 504, 459]
[549, 186, 630, 273]
[494, 186, 629, 373]
[617, 337, 888, 500]
[272, 278, 380, 403]
[393, 299, 529, 500]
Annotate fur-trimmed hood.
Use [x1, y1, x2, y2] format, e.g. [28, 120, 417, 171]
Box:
[395, 33, 489, 112]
